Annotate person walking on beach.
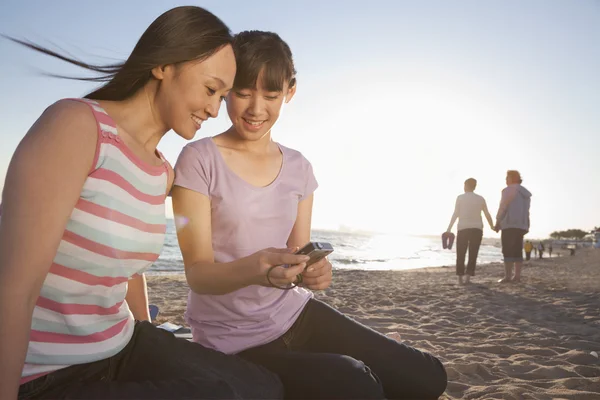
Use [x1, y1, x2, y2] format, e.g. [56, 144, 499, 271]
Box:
[538, 242, 545, 259]
[0, 8, 286, 399]
[494, 170, 532, 283]
[172, 30, 447, 400]
[446, 178, 495, 284]
[524, 240, 533, 261]
[548, 243, 553, 258]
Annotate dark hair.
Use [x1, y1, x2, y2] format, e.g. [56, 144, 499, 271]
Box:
[507, 170, 523, 184]
[464, 178, 477, 191]
[3, 6, 232, 101]
[232, 30, 296, 92]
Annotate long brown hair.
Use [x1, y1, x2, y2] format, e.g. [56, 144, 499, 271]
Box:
[3, 6, 232, 101]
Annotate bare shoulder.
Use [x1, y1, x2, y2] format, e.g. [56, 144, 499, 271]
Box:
[28, 99, 97, 143]
[11, 99, 99, 176]
[20, 99, 97, 154]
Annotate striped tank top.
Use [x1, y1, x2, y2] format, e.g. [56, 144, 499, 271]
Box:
[21, 99, 168, 383]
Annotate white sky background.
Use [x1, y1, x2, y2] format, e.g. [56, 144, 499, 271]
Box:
[1, 0, 599, 238]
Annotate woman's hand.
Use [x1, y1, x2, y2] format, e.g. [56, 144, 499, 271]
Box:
[301, 257, 333, 290]
[251, 248, 309, 289]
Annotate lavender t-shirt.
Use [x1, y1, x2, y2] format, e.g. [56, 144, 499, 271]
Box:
[173, 137, 318, 354]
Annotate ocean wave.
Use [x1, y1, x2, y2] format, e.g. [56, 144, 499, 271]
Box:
[334, 258, 389, 265]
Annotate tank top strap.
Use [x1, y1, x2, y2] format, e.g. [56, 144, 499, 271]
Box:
[62, 98, 121, 174]
[65, 98, 118, 137]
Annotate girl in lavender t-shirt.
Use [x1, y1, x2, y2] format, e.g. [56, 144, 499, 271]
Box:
[172, 31, 447, 400]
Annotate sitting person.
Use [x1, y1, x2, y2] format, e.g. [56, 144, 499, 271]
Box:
[0, 8, 285, 399]
[172, 30, 447, 400]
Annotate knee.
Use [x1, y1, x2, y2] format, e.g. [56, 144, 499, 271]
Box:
[243, 363, 284, 399]
[328, 355, 385, 399]
[390, 351, 447, 399]
[259, 369, 284, 399]
[419, 356, 448, 399]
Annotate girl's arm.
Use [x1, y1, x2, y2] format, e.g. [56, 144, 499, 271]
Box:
[172, 186, 309, 295]
[0, 101, 97, 400]
[287, 194, 314, 250]
[287, 194, 333, 291]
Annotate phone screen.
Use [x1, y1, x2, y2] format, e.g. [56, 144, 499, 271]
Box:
[295, 242, 334, 267]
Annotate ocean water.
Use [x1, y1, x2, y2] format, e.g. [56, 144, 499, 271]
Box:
[148, 220, 504, 275]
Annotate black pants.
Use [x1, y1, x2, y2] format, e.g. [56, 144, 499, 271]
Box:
[525, 251, 531, 261]
[455, 228, 483, 276]
[18, 321, 282, 399]
[239, 299, 447, 400]
[501, 228, 526, 262]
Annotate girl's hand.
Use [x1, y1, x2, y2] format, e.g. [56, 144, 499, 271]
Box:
[251, 248, 309, 289]
[301, 257, 333, 290]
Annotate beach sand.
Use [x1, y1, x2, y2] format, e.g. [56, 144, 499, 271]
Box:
[147, 248, 600, 400]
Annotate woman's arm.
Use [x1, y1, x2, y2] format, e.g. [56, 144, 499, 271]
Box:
[495, 187, 517, 228]
[482, 199, 495, 230]
[446, 197, 459, 233]
[0, 101, 97, 400]
[125, 274, 151, 322]
[172, 186, 309, 295]
[125, 161, 174, 322]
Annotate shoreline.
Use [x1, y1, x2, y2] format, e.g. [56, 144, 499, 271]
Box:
[147, 259, 498, 277]
[147, 249, 600, 399]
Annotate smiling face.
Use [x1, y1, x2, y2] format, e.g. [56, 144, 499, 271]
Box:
[226, 68, 296, 141]
[152, 44, 236, 140]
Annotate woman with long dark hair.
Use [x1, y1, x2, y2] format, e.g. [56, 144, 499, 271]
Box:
[0, 7, 293, 399]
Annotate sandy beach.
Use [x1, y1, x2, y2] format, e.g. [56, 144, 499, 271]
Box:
[147, 248, 600, 400]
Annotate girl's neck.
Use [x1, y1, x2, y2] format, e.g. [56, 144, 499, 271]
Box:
[218, 127, 276, 155]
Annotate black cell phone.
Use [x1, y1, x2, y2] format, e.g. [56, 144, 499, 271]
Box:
[294, 242, 334, 267]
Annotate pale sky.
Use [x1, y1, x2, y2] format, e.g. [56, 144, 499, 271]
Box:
[1, 0, 599, 238]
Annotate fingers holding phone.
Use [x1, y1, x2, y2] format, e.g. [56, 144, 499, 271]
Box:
[294, 242, 334, 291]
[253, 248, 308, 289]
[253, 243, 335, 291]
[301, 257, 333, 290]
[265, 263, 306, 289]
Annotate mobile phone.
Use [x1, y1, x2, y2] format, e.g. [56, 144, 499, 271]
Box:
[295, 242, 334, 267]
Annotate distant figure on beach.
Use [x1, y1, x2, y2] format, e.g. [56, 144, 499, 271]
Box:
[494, 170, 532, 283]
[538, 242, 545, 259]
[446, 178, 495, 284]
[0, 7, 285, 400]
[548, 243, 553, 258]
[524, 240, 533, 261]
[172, 31, 447, 399]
